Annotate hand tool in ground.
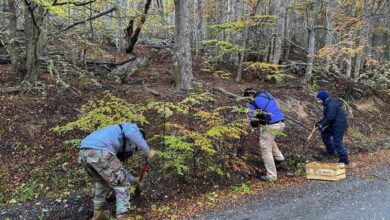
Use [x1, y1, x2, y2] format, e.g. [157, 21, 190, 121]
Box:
[131, 156, 150, 201]
[298, 124, 330, 156]
[298, 125, 319, 156]
[105, 157, 151, 203]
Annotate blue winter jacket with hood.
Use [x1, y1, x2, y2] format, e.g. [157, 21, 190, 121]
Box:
[248, 92, 285, 124]
[319, 97, 348, 131]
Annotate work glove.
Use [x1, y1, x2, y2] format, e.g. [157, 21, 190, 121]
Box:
[250, 120, 259, 128]
[125, 172, 138, 184]
[145, 149, 155, 159]
[315, 121, 323, 129]
[132, 177, 141, 186]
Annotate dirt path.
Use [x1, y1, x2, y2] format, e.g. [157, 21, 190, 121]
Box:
[196, 165, 390, 220]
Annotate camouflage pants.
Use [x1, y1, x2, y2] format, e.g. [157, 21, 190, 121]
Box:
[78, 149, 130, 215]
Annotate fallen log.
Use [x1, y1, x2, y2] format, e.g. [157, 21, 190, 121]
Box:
[210, 87, 242, 99]
[111, 56, 152, 80]
[0, 86, 22, 93]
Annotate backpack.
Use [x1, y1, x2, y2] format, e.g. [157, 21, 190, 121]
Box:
[250, 92, 273, 126]
[117, 124, 134, 161]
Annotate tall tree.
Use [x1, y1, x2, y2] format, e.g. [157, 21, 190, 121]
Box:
[272, 0, 288, 64]
[4, 0, 24, 76]
[304, 0, 323, 83]
[353, 0, 371, 80]
[345, 0, 356, 78]
[24, 1, 46, 83]
[126, 0, 153, 53]
[324, 0, 336, 72]
[236, 1, 250, 82]
[173, 0, 193, 91]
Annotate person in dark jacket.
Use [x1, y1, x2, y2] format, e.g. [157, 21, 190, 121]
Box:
[316, 90, 349, 165]
[244, 88, 286, 182]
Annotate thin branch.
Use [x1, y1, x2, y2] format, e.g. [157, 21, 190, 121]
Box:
[211, 87, 242, 99]
[52, 7, 116, 35]
[52, 0, 96, 6]
[313, 25, 332, 31]
[24, 0, 41, 33]
[283, 37, 308, 53]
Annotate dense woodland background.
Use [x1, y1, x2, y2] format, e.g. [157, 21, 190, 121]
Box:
[0, 0, 390, 219]
[0, 0, 389, 89]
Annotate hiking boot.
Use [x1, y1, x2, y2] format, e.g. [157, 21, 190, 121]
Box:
[259, 176, 275, 183]
[91, 209, 109, 220]
[337, 159, 349, 165]
[275, 160, 287, 171]
[117, 212, 133, 220]
[321, 151, 336, 158]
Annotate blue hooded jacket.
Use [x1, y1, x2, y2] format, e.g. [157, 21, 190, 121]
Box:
[80, 122, 150, 155]
[248, 92, 285, 124]
[318, 97, 348, 131]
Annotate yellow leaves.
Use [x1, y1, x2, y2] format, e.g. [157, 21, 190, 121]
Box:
[52, 91, 146, 134]
[246, 62, 281, 71]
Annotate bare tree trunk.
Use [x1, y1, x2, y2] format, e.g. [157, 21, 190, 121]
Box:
[283, 3, 291, 62]
[353, 0, 370, 80]
[5, 0, 24, 76]
[126, 0, 152, 53]
[24, 2, 45, 84]
[194, 0, 204, 55]
[115, 0, 125, 52]
[304, 0, 322, 83]
[346, 0, 356, 78]
[325, 0, 336, 72]
[173, 0, 193, 91]
[272, 0, 287, 64]
[156, 0, 164, 24]
[230, 0, 243, 65]
[304, 28, 316, 83]
[365, 11, 374, 70]
[217, 0, 226, 41]
[236, 1, 250, 82]
[202, 0, 208, 39]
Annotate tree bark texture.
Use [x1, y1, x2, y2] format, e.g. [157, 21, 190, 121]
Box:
[24, 1, 46, 84]
[353, 0, 371, 80]
[126, 0, 152, 53]
[173, 0, 193, 91]
[304, 0, 322, 83]
[272, 0, 287, 64]
[346, 0, 356, 78]
[5, 0, 24, 76]
[325, 0, 336, 72]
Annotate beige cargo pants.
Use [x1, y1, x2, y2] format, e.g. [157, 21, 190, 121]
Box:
[259, 122, 285, 180]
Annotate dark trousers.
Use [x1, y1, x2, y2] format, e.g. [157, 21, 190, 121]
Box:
[321, 127, 349, 164]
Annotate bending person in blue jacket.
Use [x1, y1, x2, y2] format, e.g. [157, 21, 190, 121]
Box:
[244, 88, 286, 182]
[78, 122, 155, 220]
[316, 90, 349, 165]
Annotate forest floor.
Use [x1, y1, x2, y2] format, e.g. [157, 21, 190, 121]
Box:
[1, 46, 390, 219]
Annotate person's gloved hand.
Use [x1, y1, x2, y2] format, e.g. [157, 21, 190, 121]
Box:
[125, 172, 138, 183]
[315, 121, 322, 129]
[133, 177, 141, 185]
[145, 149, 155, 159]
[250, 120, 259, 128]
